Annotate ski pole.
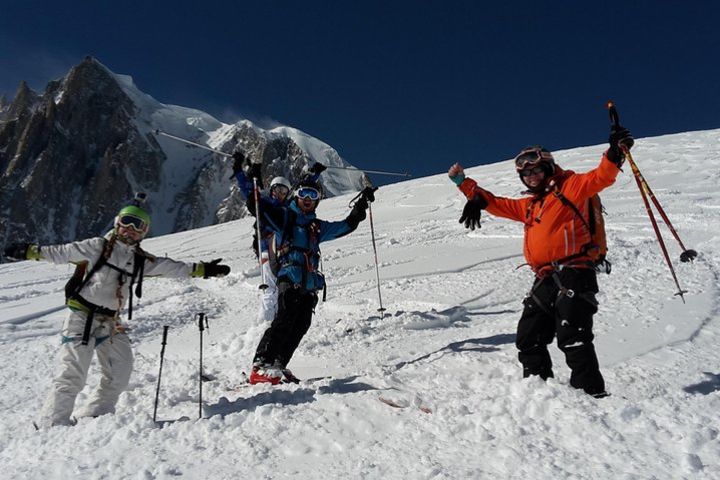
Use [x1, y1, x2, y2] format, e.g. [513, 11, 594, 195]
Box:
[625, 160, 697, 263]
[198, 313, 208, 419]
[368, 201, 387, 314]
[607, 101, 689, 301]
[351, 187, 385, 314]
[155, 129, 412, 177]
[606, 104, 697, 263]
[153, 326, 169, 423]
[630, 159, 687, 302]
[253, 177, 269, 290]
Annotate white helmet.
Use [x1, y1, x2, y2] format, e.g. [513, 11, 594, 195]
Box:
[270, 176, 291, 190]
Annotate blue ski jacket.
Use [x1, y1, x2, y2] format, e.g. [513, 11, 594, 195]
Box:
[234, 170, 321, 253]
[247, 196, 367, 291]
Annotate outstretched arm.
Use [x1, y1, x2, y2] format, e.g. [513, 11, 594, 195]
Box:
[143, 255, 230, 279]
[561, 153, 621, 204]
[232, 151, 264, 199]
[449, 163, 528, 223]
[4, 237, 106, 264]
[561, 124, 632, 203]
[318, 187, 374, 242]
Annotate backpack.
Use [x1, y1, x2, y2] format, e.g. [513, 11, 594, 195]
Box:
[552, 188, 611, 274]
[65, 261, 89, 300]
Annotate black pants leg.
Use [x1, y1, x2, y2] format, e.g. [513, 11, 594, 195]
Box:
[516, 278, 556, 380]
[554, 269, 605, 395]
[516, 269, 605, 394]
[253, 284, 317, 368]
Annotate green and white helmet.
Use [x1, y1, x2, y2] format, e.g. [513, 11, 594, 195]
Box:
[114, 193, 151, 238]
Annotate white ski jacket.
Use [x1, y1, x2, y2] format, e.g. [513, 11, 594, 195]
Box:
[41, 236, 193, 310]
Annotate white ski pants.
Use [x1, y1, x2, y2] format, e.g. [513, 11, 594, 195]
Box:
[258, 259, 278, 324]
[40, 309, 133, 426]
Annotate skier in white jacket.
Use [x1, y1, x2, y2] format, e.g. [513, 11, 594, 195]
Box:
[3, 197, 231, 427]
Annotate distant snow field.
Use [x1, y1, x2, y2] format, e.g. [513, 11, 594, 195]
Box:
[1, 130, 719, 479]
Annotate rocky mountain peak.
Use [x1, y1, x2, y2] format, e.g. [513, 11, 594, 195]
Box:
[0, 58, 365, 252]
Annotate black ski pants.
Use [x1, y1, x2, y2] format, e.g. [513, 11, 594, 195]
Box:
[253, 283, 318, 368]
[515, 267, 605, 395]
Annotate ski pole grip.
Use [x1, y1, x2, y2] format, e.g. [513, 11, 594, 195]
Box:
[161, 325, 169, 344]
[198, 312, 206, 332]
[606, 100, 621, 128]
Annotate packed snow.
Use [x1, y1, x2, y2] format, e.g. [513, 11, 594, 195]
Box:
[1, 130, 719, 479]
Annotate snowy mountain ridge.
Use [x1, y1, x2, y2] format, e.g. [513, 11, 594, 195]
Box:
[0, 128, 719, 478]
[0, 57, 365, 248]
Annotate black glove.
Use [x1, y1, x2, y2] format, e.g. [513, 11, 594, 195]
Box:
[202, 258, 230, 278]
[355, 196, 369, 212]
[247, 162, 262, 182]
[607, 126, 634, 166]
[347, 197, 368, 229]
[3, 243, 30, 261]
[231, 151, 262, 180]
[459, 195, 488, 230]
[360, 186, 377, 203]
[230, 151, 247, 179]
[310, 162, 327, 175]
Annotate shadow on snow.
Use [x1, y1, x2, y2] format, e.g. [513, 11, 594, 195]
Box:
[202, 375, 379, 418]
[683, 372, 720, 395]
[389, 332, 516, 371]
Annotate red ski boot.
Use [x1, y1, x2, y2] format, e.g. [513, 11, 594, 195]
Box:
[249, 365, 282, 385]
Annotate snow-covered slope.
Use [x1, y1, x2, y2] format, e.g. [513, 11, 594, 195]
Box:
[1, 130, 719, 479]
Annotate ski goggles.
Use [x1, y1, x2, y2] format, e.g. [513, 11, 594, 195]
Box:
[270, 184, 290, 196]
[296, 187, 321, 201]
[117, 214, 149, 232]
[514, 147, 554, 170]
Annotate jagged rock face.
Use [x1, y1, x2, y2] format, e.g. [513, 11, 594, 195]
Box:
[0, 58, 164, 247]
[0, 57, 366, 251]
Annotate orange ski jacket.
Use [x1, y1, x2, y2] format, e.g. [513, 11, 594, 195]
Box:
[457, 153, 621, 275]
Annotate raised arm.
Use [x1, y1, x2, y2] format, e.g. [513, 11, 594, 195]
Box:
[449, 163, 528, 223]
[318, 187, 374, 242]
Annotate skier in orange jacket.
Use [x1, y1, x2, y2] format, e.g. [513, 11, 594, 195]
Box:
[448, 126, 633, 397]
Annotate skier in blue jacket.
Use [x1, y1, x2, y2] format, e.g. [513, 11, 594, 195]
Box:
[244, 170, 375, 384]
[232, 152, 326, 325]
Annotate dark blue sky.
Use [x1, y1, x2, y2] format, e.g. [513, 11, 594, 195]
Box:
[1, 1, 718, 184]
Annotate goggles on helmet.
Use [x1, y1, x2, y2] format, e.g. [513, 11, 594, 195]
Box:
[296, 187, 320, 201]
[117, 214, 149, 233]
[514, 147, 554, 171]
